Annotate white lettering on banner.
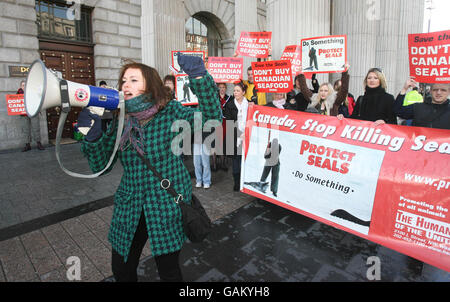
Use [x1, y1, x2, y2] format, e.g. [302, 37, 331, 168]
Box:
[411, 135, 450, 154]
[396, 210, 450, 238]
[339, 125, 405, 152]
[252, 110, 297, 130]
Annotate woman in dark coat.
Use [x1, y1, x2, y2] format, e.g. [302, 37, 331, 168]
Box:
[339, 68, 396, 125]
[223, 81, 251, 191]
[79, 55, 221, 282]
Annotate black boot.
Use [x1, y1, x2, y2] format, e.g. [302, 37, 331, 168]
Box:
[22, 143, 31, 152]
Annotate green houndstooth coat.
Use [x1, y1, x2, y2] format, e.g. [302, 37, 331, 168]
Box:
[81, 74, 221, 261]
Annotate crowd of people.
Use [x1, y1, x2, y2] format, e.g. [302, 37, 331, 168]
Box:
[73, 50, 449, 282]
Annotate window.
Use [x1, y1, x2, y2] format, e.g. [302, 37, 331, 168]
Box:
[185, 16, 223, 57]
[35, 0, 92, 43]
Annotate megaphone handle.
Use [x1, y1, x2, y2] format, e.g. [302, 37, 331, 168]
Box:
[55, 96, 125, 179]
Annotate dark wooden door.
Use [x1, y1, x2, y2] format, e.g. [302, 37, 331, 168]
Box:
[40, 43, 95, 140]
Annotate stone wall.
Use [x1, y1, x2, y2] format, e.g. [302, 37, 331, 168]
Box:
[0, 0, 41, 151]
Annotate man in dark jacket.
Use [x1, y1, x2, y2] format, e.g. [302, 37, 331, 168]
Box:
[394, 78, 450, 130]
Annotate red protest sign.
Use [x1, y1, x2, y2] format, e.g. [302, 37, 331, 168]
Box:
[207, 57, 243, 83]
[280, 45, 302, 77]
[243, 106, 450, 272]
[408, 30, 450, 83]
[251, 60, 293, 93]
[6, 94, 26, 116]
[236, 31, 272, 58]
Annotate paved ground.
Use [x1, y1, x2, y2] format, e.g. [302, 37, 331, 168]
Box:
[0, 143, 449, 282]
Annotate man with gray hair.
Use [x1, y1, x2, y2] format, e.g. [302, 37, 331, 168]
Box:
[394, 78, 450, 130]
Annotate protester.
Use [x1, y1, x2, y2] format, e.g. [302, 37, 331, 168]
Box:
[396, 86, 424, 126]
[213, 82, 230, 172]
[334, 78, 355, 117]
[296, 64, 350, 116]
[223, 81, 251, 191]
[394, 78, 449, 130]
[18, 80, 45, 151]
[338, 68, 396, 125]
[163, 75, 176, 100]
[78, 55, 221, 282]
[193, 128, 212, 189]
[286, 73, 319, 111]
[267, 93, 289, 109]
[243, 66, 266, 105]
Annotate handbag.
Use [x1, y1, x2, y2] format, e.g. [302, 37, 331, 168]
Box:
[137, 153, 212, 243]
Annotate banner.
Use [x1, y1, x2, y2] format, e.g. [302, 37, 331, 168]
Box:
[6, 94, 26, 116]
[280, 45, 302, 78]
[175, 74, 198, 106]
[251, 60, 293, 93]
[207, 57, 243, 83]
[236, 31, 272, 58]
[301, 35, 347, 74]
[171, 51, 205, 73]
[242, 105, 450, 272]
[408, 30, 450, 83]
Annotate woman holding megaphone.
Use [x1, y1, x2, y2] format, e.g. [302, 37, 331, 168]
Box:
[78, 55, 222, 282]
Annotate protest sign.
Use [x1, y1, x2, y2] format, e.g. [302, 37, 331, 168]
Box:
[171, 51, 205, 73]
[408, 30, 450, 83]
[251, 60, 293, 93]
[236, 32, 272, 58]
[241, 105, 450, 272]
[280, 45, 302, 77]
[175, 74, 198, 106]
[207, 57, 243, 83]
[6, 94, 26, 115]
[301, 35, 347, 74]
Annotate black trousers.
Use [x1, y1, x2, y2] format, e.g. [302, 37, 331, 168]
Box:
[260, 163, 280, 194]
[111, 211, 183, 282]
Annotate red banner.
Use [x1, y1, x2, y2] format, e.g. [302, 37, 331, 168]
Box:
[280, 45, 302, 78]
[408, 30, 450, 83]
[6, 94, 26, 116]
[236, 31, 272, 58]
[251, 60, 293, 93]
[242, 106, 450, 272]
[207, 57, 243, 83]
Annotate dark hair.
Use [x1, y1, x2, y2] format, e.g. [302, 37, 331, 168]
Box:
[99, 80, 107, 86]
[234, 80, 248, 93]
[247, 66, 253, 72]
[119, 62, 171, 107]
[163, 75, 175, 85]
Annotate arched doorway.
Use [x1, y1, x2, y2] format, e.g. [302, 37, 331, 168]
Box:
[185, 11, 233, 57]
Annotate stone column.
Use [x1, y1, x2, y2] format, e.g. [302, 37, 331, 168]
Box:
[141, 0, 185, 76]
[331, 0, 424, 98]
[235, 0, 259, 77]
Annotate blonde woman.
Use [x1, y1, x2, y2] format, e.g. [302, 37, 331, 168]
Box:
[301, 64, 350, 116]
[339, 68, 396, 125]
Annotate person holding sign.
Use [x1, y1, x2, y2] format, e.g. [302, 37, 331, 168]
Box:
[244, 66, 267, 105]
[297, 64, 350, 116]
[394, 78, 449, 130]
[223, 81, 251, 191]
[339, 68, 396, 125]
[78, 55, 221, 282]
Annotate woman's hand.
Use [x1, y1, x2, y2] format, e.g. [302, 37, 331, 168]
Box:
[344, 62, 350, 72]
[374, 119, 386, 126]
[337, 114, 344, 120]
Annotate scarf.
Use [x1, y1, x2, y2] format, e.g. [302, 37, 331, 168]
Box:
[119, 93, 159, 155]
[273, 98, 286, 109]
[234, 98, 249, 147]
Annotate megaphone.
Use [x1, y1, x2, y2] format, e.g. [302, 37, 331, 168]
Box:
[23, 59, 125, 179]
[24, 59, 120, 117]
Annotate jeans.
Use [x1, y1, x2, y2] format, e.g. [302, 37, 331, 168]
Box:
[193, 143, 211, 185]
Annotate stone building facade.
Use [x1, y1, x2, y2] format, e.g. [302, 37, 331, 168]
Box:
[0, 0, 424, 151]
